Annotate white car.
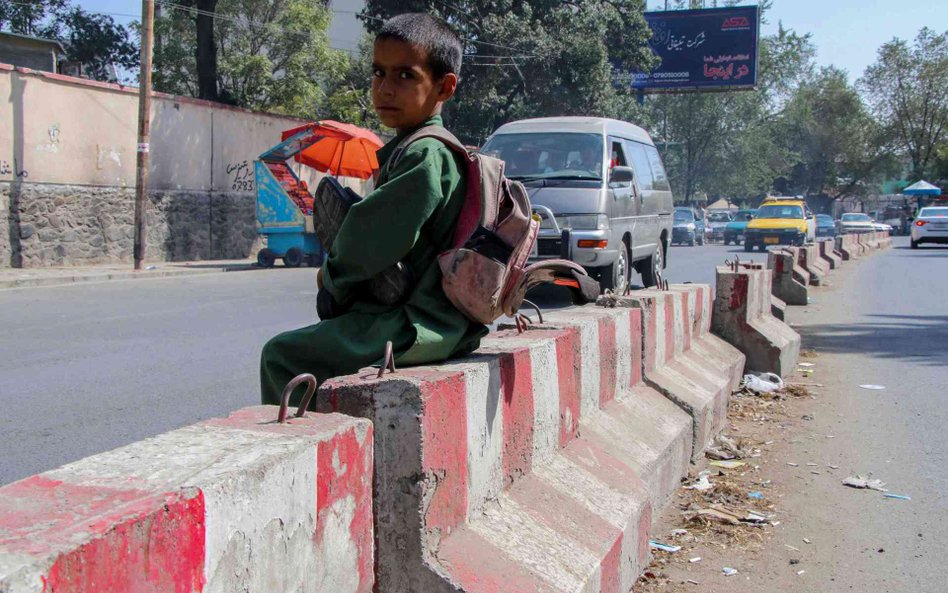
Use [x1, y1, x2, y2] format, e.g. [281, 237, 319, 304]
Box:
[837, 213, 875, 235]
[911, 206, 948, 249]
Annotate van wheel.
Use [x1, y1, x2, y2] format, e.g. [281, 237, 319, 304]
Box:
[640, 242, 663, 288]
[911, 239, 919, 249]
[744, 241, 753, 252]
[599, 242, 630, 294]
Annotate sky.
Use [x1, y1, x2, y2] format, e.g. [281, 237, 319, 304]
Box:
[79, 0, 948, 83]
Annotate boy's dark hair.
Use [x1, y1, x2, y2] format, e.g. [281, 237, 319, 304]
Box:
[376, 13, 463, 79]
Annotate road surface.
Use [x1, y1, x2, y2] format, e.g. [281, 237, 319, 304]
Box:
[0, 239, 919, 488]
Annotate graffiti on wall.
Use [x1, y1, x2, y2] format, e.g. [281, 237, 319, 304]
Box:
[227, 160, 255, 192]
[0, 160, 29, 179]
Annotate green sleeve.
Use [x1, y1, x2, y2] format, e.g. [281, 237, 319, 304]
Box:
[321, 140, 452, 306]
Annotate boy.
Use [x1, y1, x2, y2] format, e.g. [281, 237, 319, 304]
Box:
[260, 13, 488, 406]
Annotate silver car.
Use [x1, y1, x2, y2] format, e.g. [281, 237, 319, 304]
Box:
[480, 117, 674, 291]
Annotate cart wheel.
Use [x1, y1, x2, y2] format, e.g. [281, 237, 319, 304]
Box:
[284, 247, 304, 268]
[257, 248, 276, 268]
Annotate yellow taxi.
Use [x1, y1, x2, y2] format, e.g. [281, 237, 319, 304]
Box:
[744, 198, 816, 252]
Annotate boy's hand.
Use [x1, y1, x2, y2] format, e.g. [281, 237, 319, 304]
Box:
[316, 268, 324, 289]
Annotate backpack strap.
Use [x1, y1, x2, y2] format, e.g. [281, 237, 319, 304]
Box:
[381, 126, 483, 249]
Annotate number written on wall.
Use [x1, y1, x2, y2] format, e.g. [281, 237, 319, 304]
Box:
[227, 160, 254, 192]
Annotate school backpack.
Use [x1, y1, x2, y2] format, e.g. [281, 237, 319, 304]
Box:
[384, 126, 600, 325]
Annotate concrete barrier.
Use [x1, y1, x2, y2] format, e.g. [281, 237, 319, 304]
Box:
[0, 408, 374, 593]
[712, 265, 801, 376]
[836, 234, 859, 260]
[318, 306, 694, 593]
[768, 248, 809, 305]
[818, 239, 842, 269]
[799, 243, 829, 285]
[609, 285, 745, 462]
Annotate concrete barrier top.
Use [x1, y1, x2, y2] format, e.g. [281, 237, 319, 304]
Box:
[0, 409, 374, 593]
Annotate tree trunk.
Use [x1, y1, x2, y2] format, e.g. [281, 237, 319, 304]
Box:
[196, 0, 218, 101]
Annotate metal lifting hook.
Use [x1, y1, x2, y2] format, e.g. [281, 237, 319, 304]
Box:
[377, 340, 396, 379]
[277, 373, 318, 423]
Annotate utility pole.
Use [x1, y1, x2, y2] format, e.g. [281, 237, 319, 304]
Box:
[134, 0, 155, 270]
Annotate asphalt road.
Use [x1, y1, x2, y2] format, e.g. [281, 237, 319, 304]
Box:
[0, 239, 909, 486]
[767, 235, 948, 592]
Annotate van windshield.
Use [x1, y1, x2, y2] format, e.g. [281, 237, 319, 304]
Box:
[480, 133, 604, 182]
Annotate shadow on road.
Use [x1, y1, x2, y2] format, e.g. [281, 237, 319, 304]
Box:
[796, 314, 948, 366]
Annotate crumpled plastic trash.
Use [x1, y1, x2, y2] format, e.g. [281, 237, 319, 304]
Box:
[723, 567, 739, 576]
[684, 471, 713, 491]
[843, 475, 887, 491]
[743, 372, 784, 393]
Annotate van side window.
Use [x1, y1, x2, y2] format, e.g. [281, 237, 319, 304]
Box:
[625, 140, 654, 191]
[609, 139, 628, 169]
[644, 145, 670, 191]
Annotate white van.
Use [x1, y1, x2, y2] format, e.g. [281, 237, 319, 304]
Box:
[480, 117, 674, 291]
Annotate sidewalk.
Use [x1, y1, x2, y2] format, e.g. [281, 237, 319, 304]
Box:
[0, 259, 260, 290]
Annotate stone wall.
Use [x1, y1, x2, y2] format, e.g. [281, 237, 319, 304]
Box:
[2, 183, 261, 267]
[1, 64, 368, 268]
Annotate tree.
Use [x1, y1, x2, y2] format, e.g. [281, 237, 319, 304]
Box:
[0, 1, 138, 83]
[361, 0, 658, 143]
[153, 0, 347, 117]
[860, 28, 948, 181]
[0, 0, 67, 37]
[775, 67, 897, 210]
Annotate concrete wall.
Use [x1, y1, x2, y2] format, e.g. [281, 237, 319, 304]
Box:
[1, 64, 365, 268]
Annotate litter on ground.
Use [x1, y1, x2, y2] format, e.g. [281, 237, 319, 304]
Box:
[748, 491, 764, 499]
[859, 384, 886, 390]
[709, 460, 746, 469]
[649, 541, 681, 553]
[843, 475, 887, 491]
[723, 567, 739, 576]
[883, 493, 911, 500]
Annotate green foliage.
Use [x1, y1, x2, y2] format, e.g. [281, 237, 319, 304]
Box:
[322, 37, 384, 129]
[361, 0, 658, 143]
[153, 0, 348, 118]
[860, 28, 948, 181]
[0, 0, 138, 82]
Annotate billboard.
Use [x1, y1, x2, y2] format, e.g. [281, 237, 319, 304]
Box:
[614, 5, 761, 92]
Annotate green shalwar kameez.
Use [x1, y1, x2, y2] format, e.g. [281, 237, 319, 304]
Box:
[260, 115, 488, 406]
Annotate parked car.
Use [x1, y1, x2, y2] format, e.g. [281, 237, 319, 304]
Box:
[705, 210, 734, 243]
[815, 214, 837, 238]
[672, 207, 703, 246]
[480, 117, 674, 291]
[723, 209, 755, 245]
[837, 212, 875, 235]
[910, 206, 948, 248]
[744, 199, 815, 252]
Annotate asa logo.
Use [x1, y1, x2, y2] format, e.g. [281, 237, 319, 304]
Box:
[722, 16, 750, 29]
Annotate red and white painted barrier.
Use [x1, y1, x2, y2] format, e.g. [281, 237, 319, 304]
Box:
[818, 239, 843, 269]
[798, 243, 829, 285]
[318, 306, 694, 593]
[712, 265, 801, 376]
[0, 408, 373, 593]
[614, 285, 745, 461]
[768, 248, 809, 306]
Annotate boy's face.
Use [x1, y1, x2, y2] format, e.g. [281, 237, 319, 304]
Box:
[372, 38, 457, 132]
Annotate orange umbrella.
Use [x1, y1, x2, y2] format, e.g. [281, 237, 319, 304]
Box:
[281, 120, 384, 180]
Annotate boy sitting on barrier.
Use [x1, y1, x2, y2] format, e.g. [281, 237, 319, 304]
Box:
[259, 13, 488, 406]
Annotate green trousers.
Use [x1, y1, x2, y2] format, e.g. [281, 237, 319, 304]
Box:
[259, 308, 417, 408]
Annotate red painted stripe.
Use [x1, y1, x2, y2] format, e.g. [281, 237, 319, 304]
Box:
[600, 535, 623, 593]
[555, 328, 582, 447]
[420, 373, 469, 537]
[501, 349, 536, 486]
[316, 426, 374, 593]
[663, 295, 675, 360]
[436, 527, 559, 593]
[628, 308, 643, 387]
[507, 476, 622, 592]
[2, 477, 209, 593]
[598, 317, 618, 406]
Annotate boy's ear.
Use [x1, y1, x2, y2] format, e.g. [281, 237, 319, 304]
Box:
[436, 73, 458, 102]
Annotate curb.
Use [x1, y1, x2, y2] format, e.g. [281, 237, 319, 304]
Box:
[0, 264, 258, 290]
